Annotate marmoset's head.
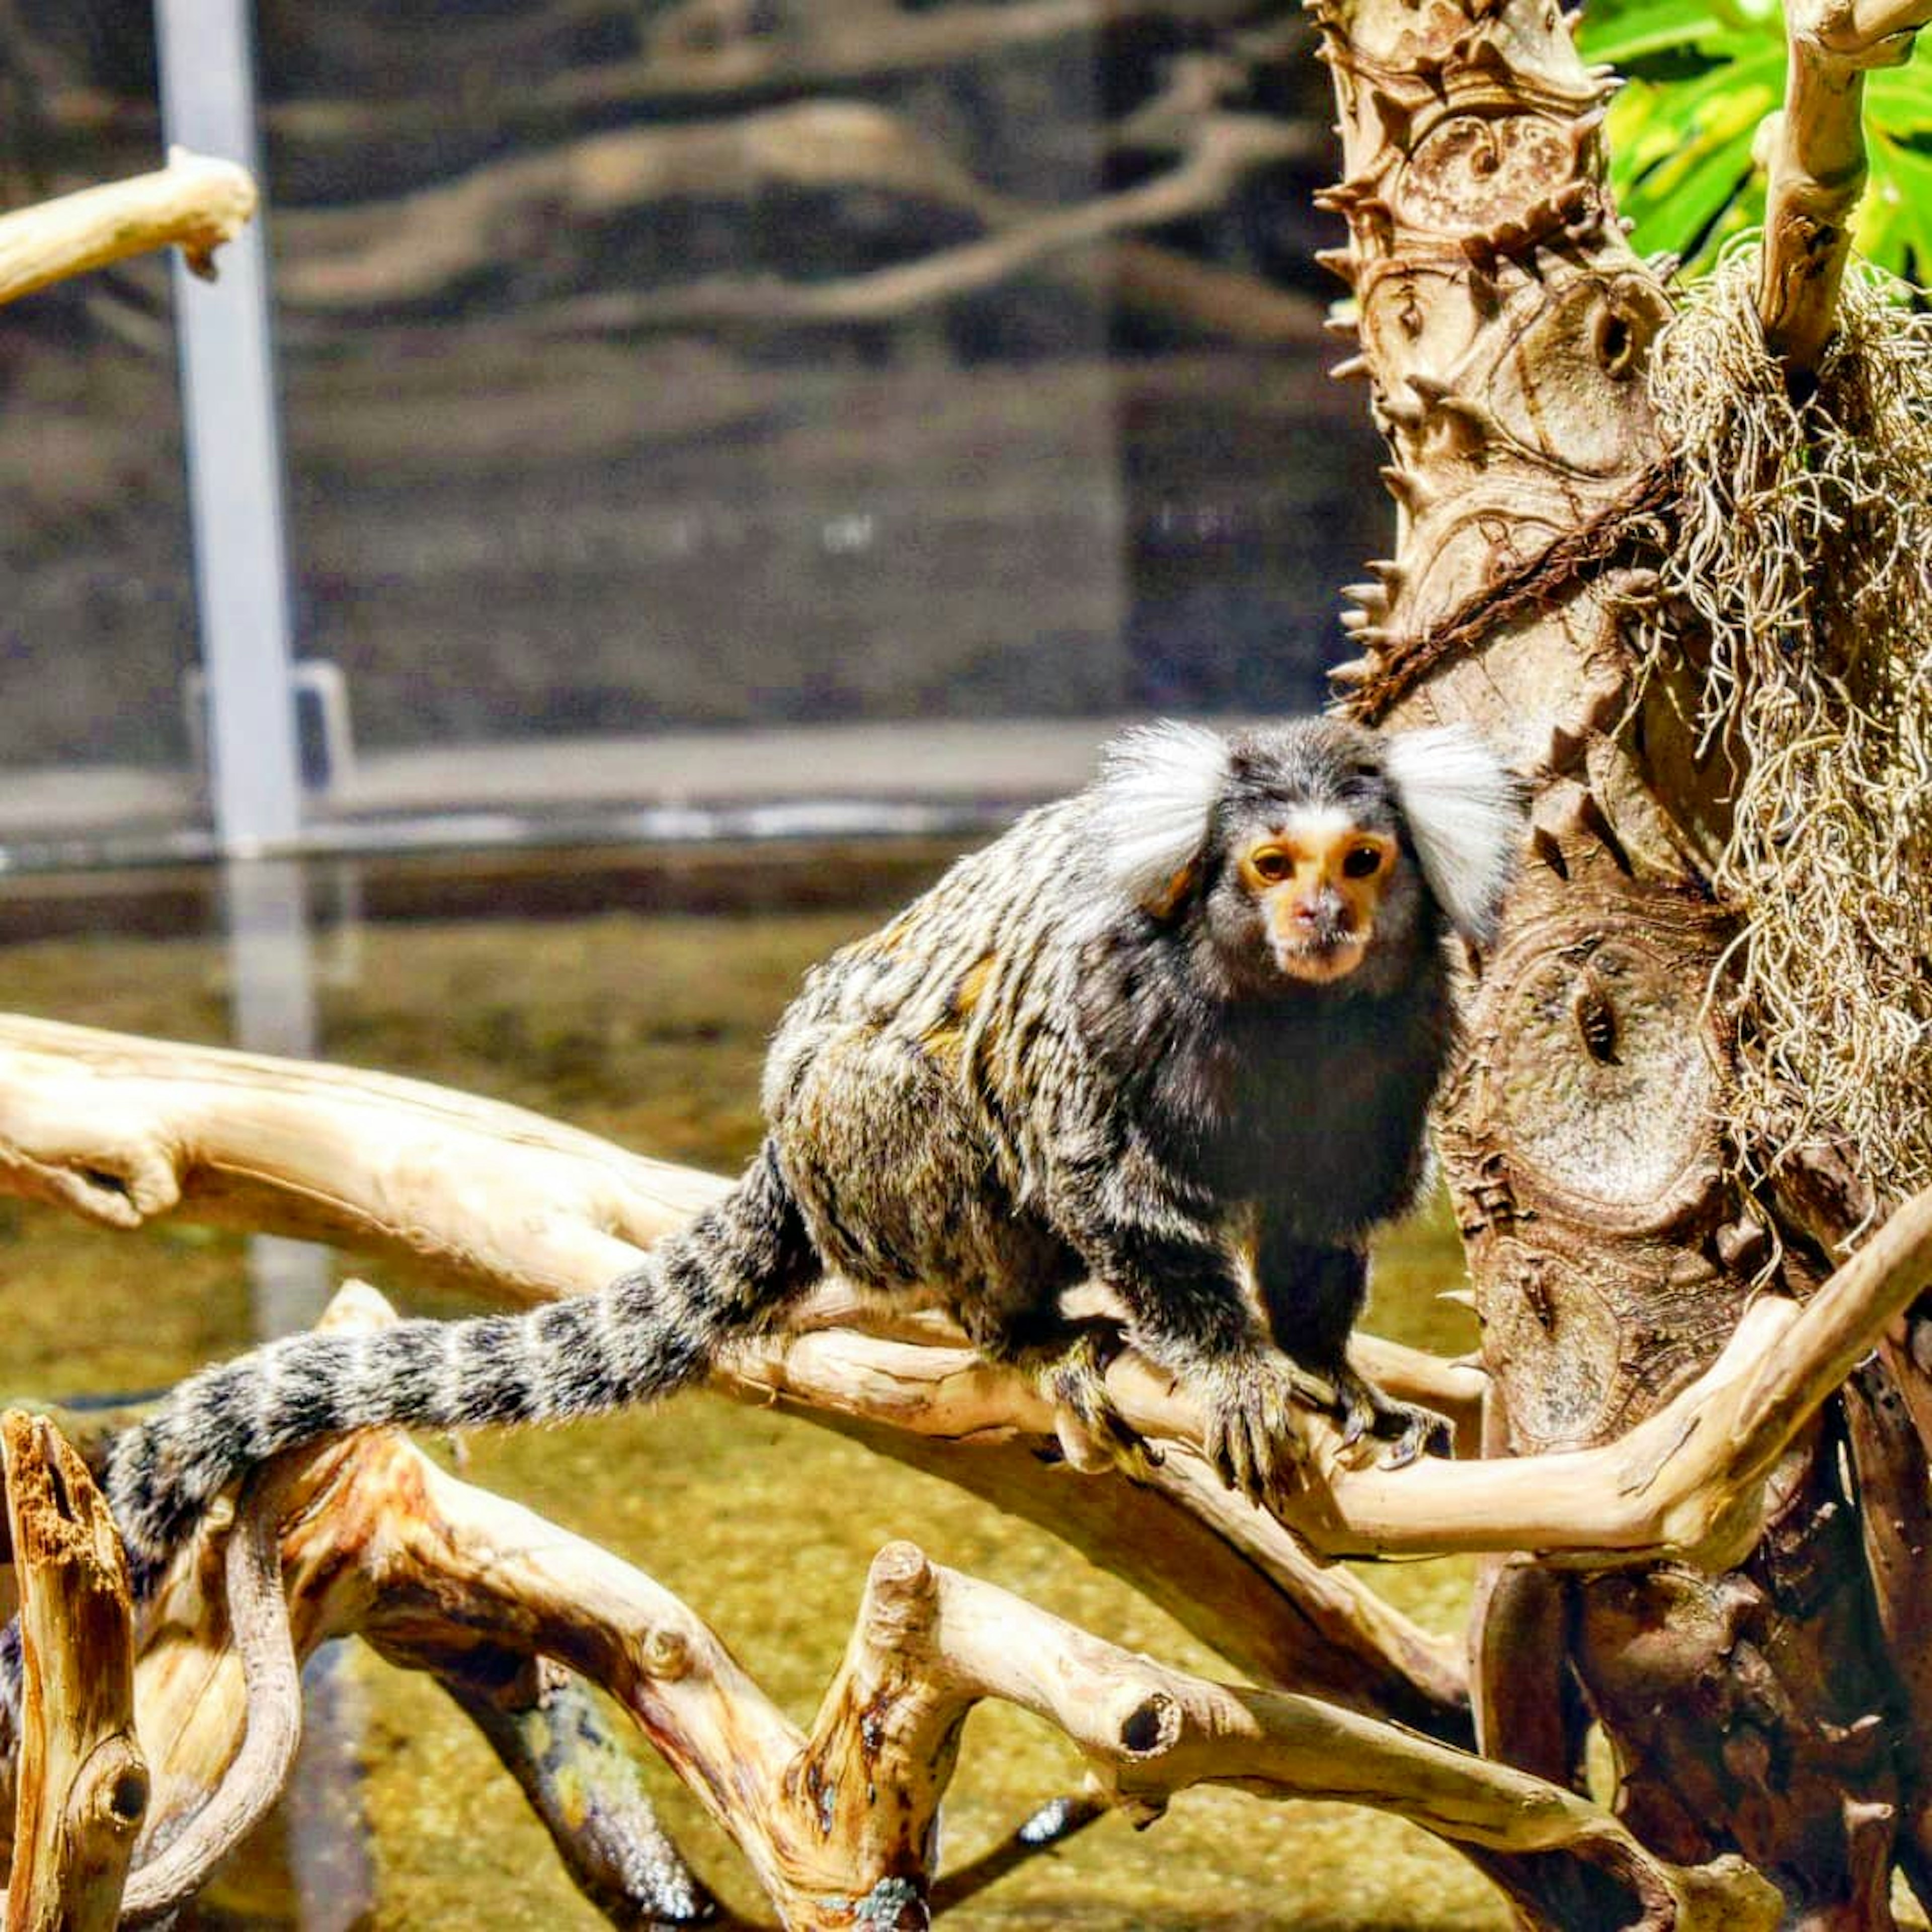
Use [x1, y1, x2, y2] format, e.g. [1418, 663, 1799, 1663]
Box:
[1094, 716, 1524, 998]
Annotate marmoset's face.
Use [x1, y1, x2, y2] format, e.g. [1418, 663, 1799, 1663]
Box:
[1200, 761, 1428, 1001]
[1235, 804, 1402, 984]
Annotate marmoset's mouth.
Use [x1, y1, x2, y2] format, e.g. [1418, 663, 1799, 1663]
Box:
[1273, 931, 1367, 984]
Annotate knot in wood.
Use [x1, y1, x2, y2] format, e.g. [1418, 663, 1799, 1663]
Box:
[1486, 928, 1721, 1233]
[865, 1542, 937, 1629]
[1570, 966, 1619, 1063]
[77, 1733, 148, 1839]
[1118, 1691, 1180, 1758]
[639, 1628, 691, 1682]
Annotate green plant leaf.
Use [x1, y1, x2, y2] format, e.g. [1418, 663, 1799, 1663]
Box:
[1860, 128, 1932, 277]
[1582, 0, 1932, 282]
[1582, 0, 1744, 69]
[1598, 42, 1781, 269]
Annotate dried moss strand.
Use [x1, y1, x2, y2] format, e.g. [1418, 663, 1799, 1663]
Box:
[1643, 244, 1932, 1215]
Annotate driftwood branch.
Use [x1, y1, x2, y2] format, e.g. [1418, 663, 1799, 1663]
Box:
[109, 1284, 1777, 1930]
[3, 1017, 1925, 1923]
[3, 1016, 1930, 1586]
[2, 1413, 147, 1932]
[1758, 0, 1932, 366]
[0, 149, 256, 308]
[432, 1659, 739, 1929]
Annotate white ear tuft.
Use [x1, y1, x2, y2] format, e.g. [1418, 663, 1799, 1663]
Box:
[1382, 724, 1525, 944]
[1093, 720, 1231, 915]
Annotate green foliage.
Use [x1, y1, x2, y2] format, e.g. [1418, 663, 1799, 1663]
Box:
[1579, 0, 1932, 280]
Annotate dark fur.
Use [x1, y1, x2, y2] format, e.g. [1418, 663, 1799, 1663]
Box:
[50, 716, 1519, 1650]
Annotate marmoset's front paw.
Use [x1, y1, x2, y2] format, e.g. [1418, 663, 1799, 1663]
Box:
[1200, 1354, 1327, 1508]
[1333, 1365, 1455, 1469]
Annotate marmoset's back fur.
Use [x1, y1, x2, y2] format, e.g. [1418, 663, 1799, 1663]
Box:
[83, 714, 1520, 1621]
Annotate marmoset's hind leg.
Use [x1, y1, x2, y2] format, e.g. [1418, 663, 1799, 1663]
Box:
[955, 1272, 1164, 1482]
[773, 1027, 1162, 1477]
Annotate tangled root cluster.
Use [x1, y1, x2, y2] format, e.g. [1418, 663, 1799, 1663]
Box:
[1643, 247, 1932, 1221]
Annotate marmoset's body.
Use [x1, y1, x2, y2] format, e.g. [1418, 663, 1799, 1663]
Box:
[105, 715, 1521, 1594]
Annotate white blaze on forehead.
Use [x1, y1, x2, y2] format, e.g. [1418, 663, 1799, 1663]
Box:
[1264, 803, 1369, 852]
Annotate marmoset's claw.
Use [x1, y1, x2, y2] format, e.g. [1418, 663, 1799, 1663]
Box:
[1202, 1355, 1320, 1509]
[1333, 1365, 1454, 1469]
[1044, 1332, 1162, 1481]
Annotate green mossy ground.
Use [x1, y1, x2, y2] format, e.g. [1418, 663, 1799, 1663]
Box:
[0, 894, 1504, 1929]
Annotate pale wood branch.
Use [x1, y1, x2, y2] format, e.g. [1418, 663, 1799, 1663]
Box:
[3, 1015, 1931, 1586]
[1758, 0, 1932, 367]
[2, 1413, 147, 1932]
[109, 1281, 1777, 1930]
[0, 1012, 726, 1301]
[74, 1284, 733, 1929]
[0, 150, 256, 309]
[0, 1009, 1468, 1728]
[789, 1541, 1779, 1930]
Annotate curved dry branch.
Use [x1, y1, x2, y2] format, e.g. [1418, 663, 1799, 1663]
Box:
[509, 114, 1314, 334]
[0, 1012, 726, 1298]
[273, 102, 1317, 335]
[1759, 0, 1932, 366]
[274, 103, 1009, 313]
[5, 1016, 1930, 1583]
[0, 149, 255, 307]
[117, 1472, 300, 1927]
[794, 1542, 1778, 1930]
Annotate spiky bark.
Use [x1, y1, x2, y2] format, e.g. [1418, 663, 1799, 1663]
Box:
[1313, 0, 1929, 1917]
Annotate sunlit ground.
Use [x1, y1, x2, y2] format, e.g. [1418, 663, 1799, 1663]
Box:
[0, 897, 1512, 1928]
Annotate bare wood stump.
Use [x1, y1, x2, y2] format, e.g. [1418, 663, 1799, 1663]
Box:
[2, 1412, 148, 1932]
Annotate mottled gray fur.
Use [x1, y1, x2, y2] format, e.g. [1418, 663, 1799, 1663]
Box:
[86, 715, 1521, 1618]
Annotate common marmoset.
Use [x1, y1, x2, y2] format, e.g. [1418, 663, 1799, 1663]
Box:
[102, 715, 1521, 1596]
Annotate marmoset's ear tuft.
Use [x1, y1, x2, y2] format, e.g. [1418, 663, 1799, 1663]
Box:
[1383, 724, 1525, 944]
[1093, 721, 1232, 918]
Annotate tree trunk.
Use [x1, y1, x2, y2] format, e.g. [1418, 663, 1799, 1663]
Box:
[1313, 0, 1927, 1918]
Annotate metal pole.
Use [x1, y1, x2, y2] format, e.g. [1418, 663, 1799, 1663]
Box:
[154, 0, 303, 856]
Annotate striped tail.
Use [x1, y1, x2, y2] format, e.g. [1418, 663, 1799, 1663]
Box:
[105, 1140, 819, 1595]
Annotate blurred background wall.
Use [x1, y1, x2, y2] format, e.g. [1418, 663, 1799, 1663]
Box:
[0, 0, 1384, 862]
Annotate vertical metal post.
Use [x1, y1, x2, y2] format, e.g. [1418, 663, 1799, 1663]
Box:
[222, 857, 328, 1338]
[154, 0, 302, 855]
